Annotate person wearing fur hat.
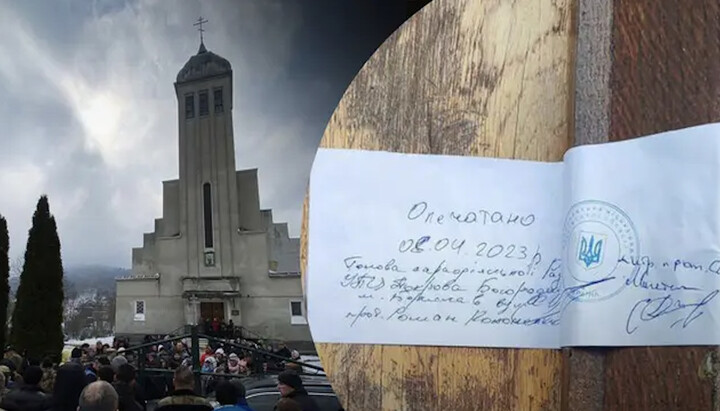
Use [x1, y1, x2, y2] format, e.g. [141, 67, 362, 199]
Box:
[274, 371, 319, 411]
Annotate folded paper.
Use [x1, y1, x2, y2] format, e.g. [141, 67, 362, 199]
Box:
[307, 123, 720, 348]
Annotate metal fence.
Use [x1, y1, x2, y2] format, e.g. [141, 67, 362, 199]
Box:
[118, 325, 323, 398]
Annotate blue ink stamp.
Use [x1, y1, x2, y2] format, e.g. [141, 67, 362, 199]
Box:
[578, 231, 606, 268]
[562, 200, 639, 302]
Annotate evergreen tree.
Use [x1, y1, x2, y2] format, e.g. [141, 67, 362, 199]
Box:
[10, 196, 65, 359]
[0, 215, 9, 350]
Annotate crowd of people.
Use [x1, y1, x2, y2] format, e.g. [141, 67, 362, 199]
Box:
[202, 318, 240, 339]
[0, 344, 145, 411]
[136, 335, 305, 377]
[0, 335, 320, 411]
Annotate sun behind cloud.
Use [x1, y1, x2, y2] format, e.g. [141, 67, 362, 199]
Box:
[76, 93, 123, 159]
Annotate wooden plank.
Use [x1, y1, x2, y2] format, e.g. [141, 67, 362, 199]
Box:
[561, 0, 614, 408]
[566, 0, 720, 409]
[603, 1, 719, 409]
[300, 0, 577, 409]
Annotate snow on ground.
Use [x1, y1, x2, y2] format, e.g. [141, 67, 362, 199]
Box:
[64, 336, 114, 349]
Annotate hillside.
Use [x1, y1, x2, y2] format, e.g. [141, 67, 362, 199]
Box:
[8, 264, 129, 338]
[9, 264, 129, 298]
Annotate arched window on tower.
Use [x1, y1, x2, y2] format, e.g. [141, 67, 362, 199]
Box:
[203, 182, 213, 249]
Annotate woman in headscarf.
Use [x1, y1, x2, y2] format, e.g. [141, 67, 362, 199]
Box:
[49, 362, 86, 411]
[227, 353, 241, 374]
[200, 356, 217, 396]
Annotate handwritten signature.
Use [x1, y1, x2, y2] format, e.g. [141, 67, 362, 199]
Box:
[544, 277, 613, 313]
[625, 290, 719, 334]
[624, 263, 700, 293]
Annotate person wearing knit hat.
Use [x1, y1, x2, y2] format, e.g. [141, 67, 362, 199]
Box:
[275, 371, 319, 411]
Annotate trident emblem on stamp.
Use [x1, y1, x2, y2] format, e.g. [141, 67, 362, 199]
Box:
[563, 200, 639, 302]
[577, 232, 606, 269]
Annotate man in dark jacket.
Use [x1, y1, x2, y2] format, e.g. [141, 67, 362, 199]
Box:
[98, 365, 115, 383]
[275, 371, 319, 411]
[113, 363, 143, 411]
[84, 359, 99, 384]
[230, 379, 253, 411]
[155, 365, 212, 411]
[274, 343, 291, 360]
[0, 365, 52, 411]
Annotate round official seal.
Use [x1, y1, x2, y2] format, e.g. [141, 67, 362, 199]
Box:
[562, 200, 639, 302]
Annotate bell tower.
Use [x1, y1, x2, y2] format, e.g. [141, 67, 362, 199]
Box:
[174, 32, 239, 278]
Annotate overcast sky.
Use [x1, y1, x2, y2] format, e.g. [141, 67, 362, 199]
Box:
[0, 0, 410, 268]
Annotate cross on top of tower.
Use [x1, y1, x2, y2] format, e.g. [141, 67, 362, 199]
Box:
[194, 16, 208, 44]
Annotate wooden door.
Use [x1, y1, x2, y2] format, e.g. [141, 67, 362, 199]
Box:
[200, 302, 225, 321]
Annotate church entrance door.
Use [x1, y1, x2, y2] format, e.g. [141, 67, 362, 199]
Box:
[200, 302, 225, 322]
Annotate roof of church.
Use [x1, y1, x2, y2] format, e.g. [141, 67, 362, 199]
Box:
[176, 42, 232, 84]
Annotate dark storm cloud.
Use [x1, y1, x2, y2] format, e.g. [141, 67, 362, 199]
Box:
[0, 0, 408, 268]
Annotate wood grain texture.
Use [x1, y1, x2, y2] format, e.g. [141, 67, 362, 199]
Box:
[300, 0, 576, 409]
[601, 0, 720, 409]
[572, 0, 612, 147]
[561, 0, 613, 409]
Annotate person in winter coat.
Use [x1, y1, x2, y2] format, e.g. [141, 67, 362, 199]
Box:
[199, 346, 213, 365]
[155, 365, 212, 411]
[0, 360, 22, 389]
[0, 372, 10, 402]
[201, 356, 216, 374]
[213, 381, 253, 411]
[50, 362, 87, 411]
[274, 371, 319, 411]
[200, 356, 217, 396]
[110, 354, 128, 373]
[97, 366, 115, 383]
[227, 353, 241, 374]
[3, 347, 22, 371]
[275, 398, 302, 411]
[0, 365, 52, 411]
[83, 360, 99, 385]
[39, 357, 56, 394]
[274, 343, 291, 360]
[68, 348, 82, 365]
[230, 379, 254, 411]
[112, 364, 143, 411]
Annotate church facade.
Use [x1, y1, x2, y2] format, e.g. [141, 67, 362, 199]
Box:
[114, 42, 312, 347]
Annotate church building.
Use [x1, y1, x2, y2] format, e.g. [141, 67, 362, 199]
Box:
[114, 40, 312, 348]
